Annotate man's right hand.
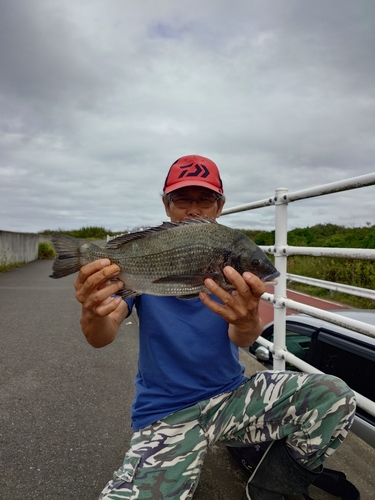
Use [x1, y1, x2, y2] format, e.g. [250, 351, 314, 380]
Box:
[74, 259, 124, 316]
[74, 260, 129, 347]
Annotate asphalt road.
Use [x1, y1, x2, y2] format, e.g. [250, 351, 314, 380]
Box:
[0, 260, 250, 500]
[0, 260, 140, 500]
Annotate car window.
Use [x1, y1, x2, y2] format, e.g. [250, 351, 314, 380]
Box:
[285, 331, 311, 361]
[251, 323, 318, 370]
[319, 329, 375, 362]
[308, 336, 375, 403]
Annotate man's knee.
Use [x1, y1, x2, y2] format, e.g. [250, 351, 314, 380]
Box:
[308, 374, 355, 409]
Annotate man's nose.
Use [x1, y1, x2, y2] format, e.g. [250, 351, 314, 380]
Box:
[187, 200, 202, 216]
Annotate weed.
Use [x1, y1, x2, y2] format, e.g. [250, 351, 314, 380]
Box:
[0, 261, 26, 273]
[38, 241, 56, 260]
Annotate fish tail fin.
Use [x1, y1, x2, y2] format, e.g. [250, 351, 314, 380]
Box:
[49, 234, 87, 279]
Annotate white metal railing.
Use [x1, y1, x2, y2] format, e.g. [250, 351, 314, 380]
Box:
[261, 293, 375, 339]
[221, 172, 375, 419]
[286, 274, 375, 302]
[262, 246, 375, 260]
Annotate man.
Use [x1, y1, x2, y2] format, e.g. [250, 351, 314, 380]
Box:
[74, 155, 355, 499]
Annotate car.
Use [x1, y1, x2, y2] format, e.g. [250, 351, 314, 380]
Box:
[249, 309, 375, 448]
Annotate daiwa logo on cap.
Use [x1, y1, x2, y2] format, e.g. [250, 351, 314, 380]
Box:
[163, 155, 224, 195]
[178, 162, 210, 179]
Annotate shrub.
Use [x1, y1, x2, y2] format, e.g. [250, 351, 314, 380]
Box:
[38, 241, 56, 260]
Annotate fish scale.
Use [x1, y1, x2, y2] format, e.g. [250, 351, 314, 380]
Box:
[50, 218, 280, 299]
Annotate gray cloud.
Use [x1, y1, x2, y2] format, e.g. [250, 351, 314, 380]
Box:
[0, 0, 374, 234]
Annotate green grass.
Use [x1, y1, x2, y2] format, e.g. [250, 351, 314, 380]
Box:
[40, 225, 125, 239]
[38, 241, 56, 260]
[0, 261, 26, 273]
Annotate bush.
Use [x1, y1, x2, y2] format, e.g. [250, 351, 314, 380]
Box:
[38, 241, 56, 260]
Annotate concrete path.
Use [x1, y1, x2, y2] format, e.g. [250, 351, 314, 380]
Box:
[0, 261, 374, 499]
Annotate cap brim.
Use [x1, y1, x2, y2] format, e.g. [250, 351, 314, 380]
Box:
[164, 179, 223, 195]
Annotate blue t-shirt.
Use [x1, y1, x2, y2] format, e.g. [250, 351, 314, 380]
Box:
[125, 295, 247, 431]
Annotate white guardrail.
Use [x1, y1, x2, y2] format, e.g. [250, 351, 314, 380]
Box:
[221, 172, 375, 419]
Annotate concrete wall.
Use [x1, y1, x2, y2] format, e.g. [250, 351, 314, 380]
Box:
[0, 230, 40, 264]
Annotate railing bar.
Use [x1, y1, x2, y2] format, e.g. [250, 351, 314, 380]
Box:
[261, 292, 375, 339]
[286, 274, 375, 301]
[287, 172, 375, 203]
[261, 245, 375, 260]
[221, 197, 273, 216]
[222, 172, 375, 216]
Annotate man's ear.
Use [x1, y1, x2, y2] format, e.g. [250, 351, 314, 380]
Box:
[216, 198, 225, 218]
[162, 196, 171, 217]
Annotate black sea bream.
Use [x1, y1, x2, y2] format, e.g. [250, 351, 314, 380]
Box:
[50, 218, 279, 298]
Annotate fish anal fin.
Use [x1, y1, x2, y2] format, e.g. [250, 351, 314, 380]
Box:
[113, 288, 140, 299]
[177, 294, 201, 300]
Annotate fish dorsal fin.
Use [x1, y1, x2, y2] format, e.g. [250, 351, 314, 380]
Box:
[105, 217, 217, 249]
[105, 222, 177, 248]
[181, 217, 217, 225]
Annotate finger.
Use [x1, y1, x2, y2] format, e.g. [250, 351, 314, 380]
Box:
[93, 295, 124, 317]
[75, 260, 111, 288]
[86, 280, 124, 309]
[199, 288, 243, 326]
[75, 268, 123, 308]
[75, 262, 121, 293]
[242, 272, 266, 297]
[223, 267, 251, 297]
[204, 278, 233, 306]
[199, 290, 229, 315]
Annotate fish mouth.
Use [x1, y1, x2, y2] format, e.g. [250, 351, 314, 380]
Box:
[261, 270, 281, 286]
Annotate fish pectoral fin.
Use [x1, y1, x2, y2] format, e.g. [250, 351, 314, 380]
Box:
[153, 272, 220, 287]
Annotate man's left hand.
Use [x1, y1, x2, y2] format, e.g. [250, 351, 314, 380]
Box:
[199, 266, 266, 347]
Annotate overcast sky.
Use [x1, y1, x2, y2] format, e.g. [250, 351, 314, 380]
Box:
[1, 0, 375, 234]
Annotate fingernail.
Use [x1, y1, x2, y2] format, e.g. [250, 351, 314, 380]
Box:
[224, 266, 233, 275]
[100, 259, 110, 266]
[243, 272, 252, 280]
[205, 278, 214, 287]
[117, 281, 124, 289]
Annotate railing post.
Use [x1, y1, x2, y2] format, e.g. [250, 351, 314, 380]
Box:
[272, 187, 289, 371]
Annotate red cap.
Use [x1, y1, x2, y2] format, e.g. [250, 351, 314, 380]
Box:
[163, 155, 224, 195]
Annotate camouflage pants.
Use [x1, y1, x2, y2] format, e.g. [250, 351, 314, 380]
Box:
[99, 371, 355, 500]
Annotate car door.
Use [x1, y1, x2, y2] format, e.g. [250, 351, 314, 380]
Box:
[250, 322, 319, 370]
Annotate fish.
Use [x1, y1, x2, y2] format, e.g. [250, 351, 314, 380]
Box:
[49, 218, 280, 299]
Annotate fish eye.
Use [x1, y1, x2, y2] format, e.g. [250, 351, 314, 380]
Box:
[251, 259, 260, 267]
